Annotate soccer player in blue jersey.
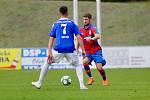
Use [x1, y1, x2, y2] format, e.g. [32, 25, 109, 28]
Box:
[32, 6, 88, 89]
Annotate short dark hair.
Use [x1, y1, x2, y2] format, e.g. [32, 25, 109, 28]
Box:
[59, 6, 68, 15]
[83, 13, 92, 19]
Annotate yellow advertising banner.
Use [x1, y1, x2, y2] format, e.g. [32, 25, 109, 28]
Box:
[0, 48, 21, 70]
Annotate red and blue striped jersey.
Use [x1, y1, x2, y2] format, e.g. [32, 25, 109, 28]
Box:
[80, 24, 101, 54]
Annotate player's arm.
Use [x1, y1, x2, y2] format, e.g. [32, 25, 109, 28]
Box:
[76, 35, 82, 53]
[47, 23, 56, 64]
[76, 41, 80, 49]
[47, 37, 54, 64]
[76, 34, 86, 58]
[76, 28, 82, 52]
[91, 34, 100, 40]
[91, 28, 100, 40]
[74, 23, 86, 57]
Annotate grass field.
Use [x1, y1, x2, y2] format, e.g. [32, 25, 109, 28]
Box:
[0, 68, 150, 100]
[0, 0, 150, 47]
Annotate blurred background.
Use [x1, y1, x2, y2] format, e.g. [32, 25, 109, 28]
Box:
[0, 0, 150, 47]
[0, 1, 150, 100]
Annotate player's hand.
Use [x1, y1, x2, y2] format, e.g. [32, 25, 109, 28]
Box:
[82, 57, 89, 64]
[90, 37, 95, 40]
[47, 54, 53, 64]
[84, 37, 91, 42]
[82, 51, 86, 58]
[76, 49, 82, 55]
[77, 49, 80, 55]
[84, 36, 95, 41]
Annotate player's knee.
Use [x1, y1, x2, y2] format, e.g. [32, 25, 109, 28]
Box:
[83, 62, 88, 66]
[83, 57, 89, 66]
[97, 67, 102, 71]
[96, 63, 103, 70]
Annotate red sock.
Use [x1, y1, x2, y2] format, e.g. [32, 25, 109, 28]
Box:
[84, 65, 92, 78]
[98, 68, 106, 80]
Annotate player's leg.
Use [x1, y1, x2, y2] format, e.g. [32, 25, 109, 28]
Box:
[83, 56, 94, 85]
[66, 52, 88, 89]
[93, 50, 109, 86]
[83, 57, 92, 78]
[32, 60, 49, 89]
[95, 63, 108, 86]
[32, 49, 63, 89]
[75, 65, 88, 89]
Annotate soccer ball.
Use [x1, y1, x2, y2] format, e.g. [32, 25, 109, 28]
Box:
[60, 75, 71, 86]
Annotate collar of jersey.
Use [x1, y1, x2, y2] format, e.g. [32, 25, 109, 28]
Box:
[84, 24, 93, 30]
[59, 18, 69, 20]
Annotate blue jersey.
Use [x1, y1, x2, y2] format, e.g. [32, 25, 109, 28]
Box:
[49, 18, 81, 53]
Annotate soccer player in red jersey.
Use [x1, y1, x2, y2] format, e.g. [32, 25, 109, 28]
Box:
[79, 13, 109, 86]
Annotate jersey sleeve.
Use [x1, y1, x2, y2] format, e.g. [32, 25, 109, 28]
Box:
[49, 23, 56, 37]
[93, 27, 101, 34]
[73, 23, 81, 35]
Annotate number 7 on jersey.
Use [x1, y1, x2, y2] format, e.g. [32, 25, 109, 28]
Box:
[61, 24, 67, 34]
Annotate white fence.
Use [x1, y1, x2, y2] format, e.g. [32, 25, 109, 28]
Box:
[21, 46, 150, 69]
[102, 46, 150, 68]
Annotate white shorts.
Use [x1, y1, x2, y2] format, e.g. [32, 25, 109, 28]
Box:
[52, 49, 80, 67]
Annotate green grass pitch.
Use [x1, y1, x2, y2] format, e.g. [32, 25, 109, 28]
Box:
[0, 68, 150, 100]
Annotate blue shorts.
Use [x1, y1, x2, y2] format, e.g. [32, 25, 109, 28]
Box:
[86, 50, 106, 66]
